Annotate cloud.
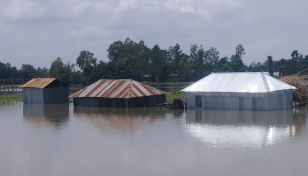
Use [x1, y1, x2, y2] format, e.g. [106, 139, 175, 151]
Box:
[0, 0, 308, 69]
[164, 0, 195, 13]
[163, 0, 241, 19]
[2, 0, 45, 20]
[70, 1, 93, 16]
[115, 0, 137, 13]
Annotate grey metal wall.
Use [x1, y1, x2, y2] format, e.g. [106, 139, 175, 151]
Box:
[43, 87, 69, 104]
[23, 88, 44, 104]
[73, 94, 166, 108]
[22, 87, 69, 104]
[185, 89, 293, 110]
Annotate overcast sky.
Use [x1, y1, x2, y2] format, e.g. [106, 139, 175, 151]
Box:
[0, 0, 307, 69]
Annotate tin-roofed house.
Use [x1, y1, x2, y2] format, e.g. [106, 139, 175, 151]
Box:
[182, 72, 296, 110]
[71, 79, 166, 108]
[22, 78, 69, 104]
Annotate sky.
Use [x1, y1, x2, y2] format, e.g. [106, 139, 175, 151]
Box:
[0, 0, 307, 69]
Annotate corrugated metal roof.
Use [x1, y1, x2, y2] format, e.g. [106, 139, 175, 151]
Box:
[22, 78, 57, 88]
[71, 79, 166, 99]
[182, 72, 296, 93]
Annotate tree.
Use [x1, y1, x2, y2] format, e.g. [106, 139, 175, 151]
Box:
[37, 67, 49, 78]
[76, 50, 97, 84]
[50, 57, 64, 77]
[267, 56, 274, 76]
[205, 47, 219, 72]
[20, 64, 37, 81]
[0, 62, 10, 79]
[169, 44, 185, 74]
[150, 45, 164, 82]
[230, 44, 246, 72]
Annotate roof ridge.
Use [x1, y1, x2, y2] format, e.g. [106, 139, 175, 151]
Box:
[260, 72, 270, 92]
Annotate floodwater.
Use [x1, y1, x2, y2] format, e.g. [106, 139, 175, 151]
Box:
[1, 103, 308, 176]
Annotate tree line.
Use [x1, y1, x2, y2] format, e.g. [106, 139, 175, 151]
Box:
[1, 38, 308, 85]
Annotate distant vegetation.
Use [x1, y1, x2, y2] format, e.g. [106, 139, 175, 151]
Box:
[0, 94, 22, 104]
[281, 74, 308, 106]
[166, 91, 185, 103]
[1, 38, 308, 85]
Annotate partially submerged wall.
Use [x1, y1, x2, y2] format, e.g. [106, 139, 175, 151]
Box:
[22, 87, 69, 104]
[73, 94, 166, 108]
[23, 88, 44, 104]
[185, 89, 293, 110]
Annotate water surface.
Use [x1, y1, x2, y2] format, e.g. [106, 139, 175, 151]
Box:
[0, 103, 308, 176]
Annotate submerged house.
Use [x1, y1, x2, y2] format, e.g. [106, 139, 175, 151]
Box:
[71, 79, 166, 108]
[22, 78, 69, 104]
[182, 72, 296, 110]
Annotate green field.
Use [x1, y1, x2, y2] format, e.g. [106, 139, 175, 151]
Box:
[0, 94, 23, 104]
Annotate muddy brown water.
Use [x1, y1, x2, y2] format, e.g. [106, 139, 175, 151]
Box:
[1, 102, 308, 176]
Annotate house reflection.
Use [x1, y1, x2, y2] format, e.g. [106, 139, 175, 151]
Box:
[73, 107, 168, 132]
[23, 103, 69, 127]
[186, 109, 295, 149]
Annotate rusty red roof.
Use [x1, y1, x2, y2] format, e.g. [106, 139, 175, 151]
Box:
[22, 78, 69, 88]
[71, 79, 166, 99]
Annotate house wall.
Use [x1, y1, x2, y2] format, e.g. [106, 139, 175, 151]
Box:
[74, 97, 99, 107]
[185, 89, 293, 110]
[43, 87, 69, 104]
[23, 87, 69, 104]
[73, 94, 166, 108]
[22, 88, 44, 104]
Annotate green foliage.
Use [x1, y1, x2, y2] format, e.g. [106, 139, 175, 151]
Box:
[49, 57, 75, 84]
[0, 94, 23, 104]
[165, 91, 185, 103]
[2, 39, 308, 85]
[20, 64, 36, 81]
[76, 50, 97, 84]
[267, 56, 274, 76]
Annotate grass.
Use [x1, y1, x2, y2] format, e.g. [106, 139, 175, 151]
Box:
[0, 94, 23, 104]
[166, 90, 185, 103]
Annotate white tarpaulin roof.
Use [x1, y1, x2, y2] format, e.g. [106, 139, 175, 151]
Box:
[182, 72, 296, 93]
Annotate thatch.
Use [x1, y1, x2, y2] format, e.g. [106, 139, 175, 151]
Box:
[280, 74, 308, 103]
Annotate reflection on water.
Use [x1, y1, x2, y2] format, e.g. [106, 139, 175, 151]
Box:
[74, 107, 167, 132]
[186, 109, 295, 150]
[23, 103, 69, 127]
[2, 103, 308, 175]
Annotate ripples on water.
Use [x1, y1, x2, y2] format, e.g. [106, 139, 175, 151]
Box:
[0, 103, 308, 176]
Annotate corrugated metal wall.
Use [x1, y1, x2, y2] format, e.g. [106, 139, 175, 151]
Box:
[22, 87, 69, 104]
[43, 87, 69, 104]
[23, 88, 44, 104]
[73, 94, 166, 108]
[185, 90, 293, 110]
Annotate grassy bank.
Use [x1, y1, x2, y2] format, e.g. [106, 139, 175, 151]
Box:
[0, 94, 23, 104]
